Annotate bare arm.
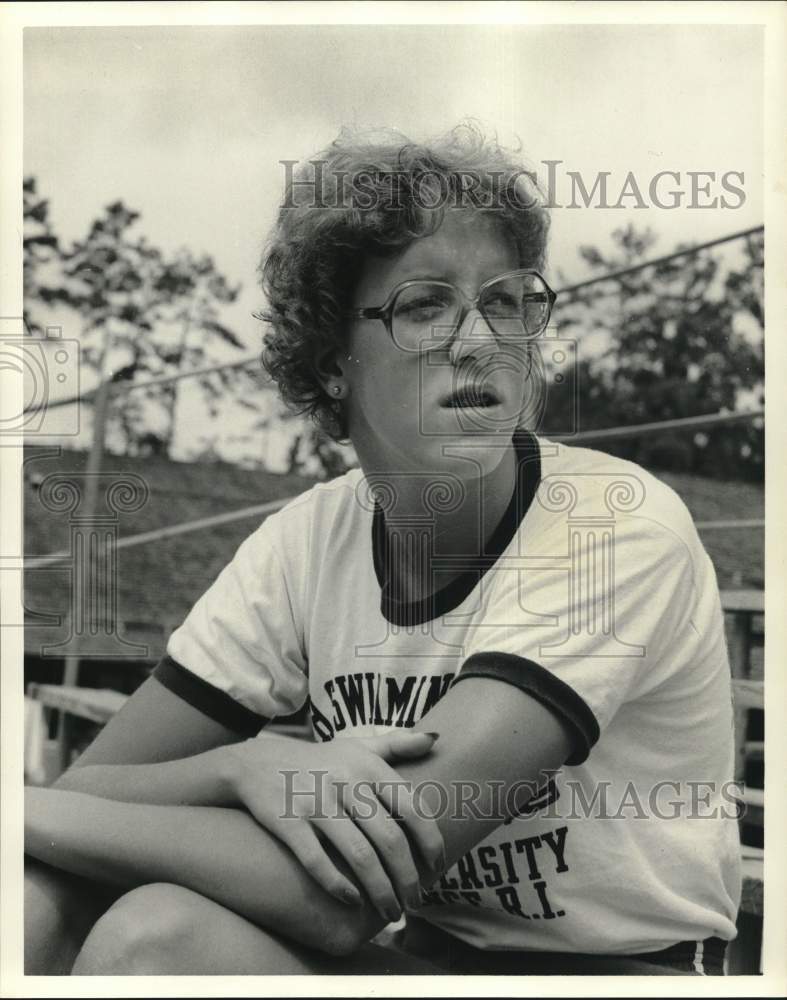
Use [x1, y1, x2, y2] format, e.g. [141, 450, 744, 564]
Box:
[55, 675, 252, 780]
[51, 674, 260, 808]
[50, 674, 443, 916]
[25, 787, 375, 956]
[26, 675, 573, 955]
[29, 673, 374, 954]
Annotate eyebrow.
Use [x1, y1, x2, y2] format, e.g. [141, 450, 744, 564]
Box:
[386, 272, 511, 294]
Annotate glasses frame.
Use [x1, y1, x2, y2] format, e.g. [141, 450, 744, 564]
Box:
[347, 268, 557, 349]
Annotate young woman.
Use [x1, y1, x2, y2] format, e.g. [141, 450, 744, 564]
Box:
[25, 126, 740, 975]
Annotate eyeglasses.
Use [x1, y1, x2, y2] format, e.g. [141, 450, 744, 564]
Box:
[347, 269, 556, 352]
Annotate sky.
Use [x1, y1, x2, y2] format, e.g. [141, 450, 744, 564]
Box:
[23, 22, 764, 467]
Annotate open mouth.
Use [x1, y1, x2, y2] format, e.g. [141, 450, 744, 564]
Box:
[441, 386, 501, 409]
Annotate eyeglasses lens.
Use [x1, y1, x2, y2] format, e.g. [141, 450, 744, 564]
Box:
[481, 274, 550, 340]
[391, 284, 460, 349]
[391, 275, 550, 349]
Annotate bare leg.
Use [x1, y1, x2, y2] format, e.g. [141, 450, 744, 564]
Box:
[72, 883, 444, 975]
[25, 856, 122, 974]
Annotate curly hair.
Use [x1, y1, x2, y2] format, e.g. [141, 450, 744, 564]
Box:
[259, 122, 551, 440]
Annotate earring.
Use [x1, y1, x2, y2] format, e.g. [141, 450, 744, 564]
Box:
[331, 385, 342, 396]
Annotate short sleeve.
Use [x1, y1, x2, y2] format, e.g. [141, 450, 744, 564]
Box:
[156, 520, 309, 731]
[455, 513, 699, 765]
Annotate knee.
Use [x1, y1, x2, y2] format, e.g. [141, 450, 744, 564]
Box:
[25, 857, 118, 975]
[72, 883, 202, 975]
[25, 858, 72, 974]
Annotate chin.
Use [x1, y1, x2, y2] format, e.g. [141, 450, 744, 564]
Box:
[421, 430, 514, 479]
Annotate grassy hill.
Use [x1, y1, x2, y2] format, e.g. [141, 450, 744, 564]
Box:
[654, 469, 764, 589]
[24, 447, 763, 662]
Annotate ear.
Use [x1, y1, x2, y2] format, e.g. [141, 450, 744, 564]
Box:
[313, 345, 348, 396]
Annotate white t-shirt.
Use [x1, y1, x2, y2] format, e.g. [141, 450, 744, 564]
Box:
[158, 432, 741, 954]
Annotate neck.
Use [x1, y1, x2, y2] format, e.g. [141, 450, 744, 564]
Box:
[361, 438, 520, 598]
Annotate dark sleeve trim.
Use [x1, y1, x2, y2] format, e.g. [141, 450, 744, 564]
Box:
[450, 651, 600, 766]
[153, 655, 269, 737]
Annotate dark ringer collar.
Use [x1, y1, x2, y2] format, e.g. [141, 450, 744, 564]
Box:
[372, 430, 541, 627]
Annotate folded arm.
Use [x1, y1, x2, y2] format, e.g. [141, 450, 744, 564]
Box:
[26, 672, 574, 955]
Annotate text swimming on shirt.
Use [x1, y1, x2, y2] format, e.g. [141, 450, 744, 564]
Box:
[309, 670, 456, 738]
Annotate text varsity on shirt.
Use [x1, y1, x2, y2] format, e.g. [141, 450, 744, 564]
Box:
[156, 432, 741, 954]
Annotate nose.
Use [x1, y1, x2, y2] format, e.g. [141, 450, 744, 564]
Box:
[447, 305, 498, 366]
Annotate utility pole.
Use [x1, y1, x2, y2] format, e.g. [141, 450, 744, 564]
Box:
[56, 327, 113, 768]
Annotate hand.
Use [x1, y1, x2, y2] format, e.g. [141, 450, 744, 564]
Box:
[219, 730, 443, 923]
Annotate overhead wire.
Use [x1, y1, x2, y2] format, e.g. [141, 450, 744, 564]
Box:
[22, 224, 765, 561]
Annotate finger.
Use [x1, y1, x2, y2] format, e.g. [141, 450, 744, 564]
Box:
[360, 730, 439, 762]
[342, 781, 422, 912]
[372, 759, 446, 876]
[311, 809, 402, 925]
[277, 817, 363, 908]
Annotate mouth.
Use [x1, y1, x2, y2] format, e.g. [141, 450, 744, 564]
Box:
[440, 385, 502, 409]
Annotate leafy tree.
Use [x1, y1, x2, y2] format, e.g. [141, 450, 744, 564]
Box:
[23, 179, 255, 456]
[547, 225, 764, 480]
[136, 247, 252, 455]
[283, 423, 355, 479]
[23, 178, 71, 335]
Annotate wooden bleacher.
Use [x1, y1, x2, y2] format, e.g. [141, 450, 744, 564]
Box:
[721, 590, 764, 973]
[27, 683, 128, 726]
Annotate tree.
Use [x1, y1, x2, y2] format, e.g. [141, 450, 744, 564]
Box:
[136, 247, 252, 456]
[548, 225, 764, 481]
[283, 423, 355, 479]
[23, 179, 257, 457]
[23, 178, 71, 335]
